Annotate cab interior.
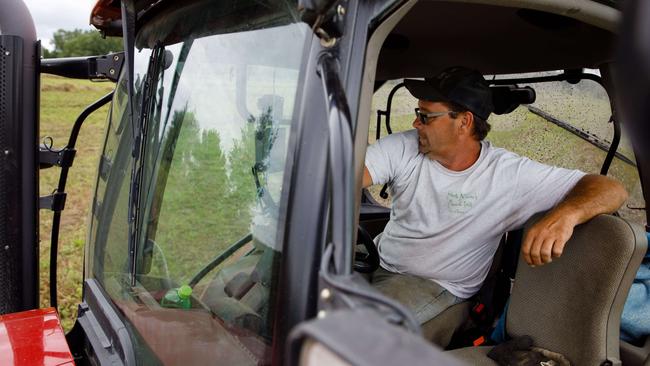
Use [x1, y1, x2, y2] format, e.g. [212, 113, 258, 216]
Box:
[75, 1, 648, 364]
[354, 0, 649, 364]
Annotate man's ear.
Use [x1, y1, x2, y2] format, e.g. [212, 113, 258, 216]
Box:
[459, 112, 474, 136]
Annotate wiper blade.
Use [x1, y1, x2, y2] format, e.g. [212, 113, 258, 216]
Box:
[161, 40, 193, 133]
[120, 0, 139, 286]
[142, 42, 191, 246]
[128, 45, 166, 285]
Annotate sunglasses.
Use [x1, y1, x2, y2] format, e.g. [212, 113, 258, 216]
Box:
[414, 108, 456, 125]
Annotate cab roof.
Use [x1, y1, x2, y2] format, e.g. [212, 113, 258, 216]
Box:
[90, 0, 620, 78]
[375, 0, 619, 80]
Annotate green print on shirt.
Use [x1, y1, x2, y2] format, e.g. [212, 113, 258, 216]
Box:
[447, 191, 478, 215]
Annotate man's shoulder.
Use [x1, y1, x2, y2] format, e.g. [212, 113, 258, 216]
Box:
[380, 129, 418, 144]
[373, 129, 419, 154]
[366, 130, 421, 184]
[479, 141, 540, 175]
[482, 141, 527, 163]
[482, 141, 579, 176]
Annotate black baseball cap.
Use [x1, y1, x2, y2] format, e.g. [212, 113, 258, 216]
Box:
[404, 67, 494, 120]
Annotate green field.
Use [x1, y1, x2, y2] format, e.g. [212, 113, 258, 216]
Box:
[40, 75, 114, 330]
[41, 74, 645, 332]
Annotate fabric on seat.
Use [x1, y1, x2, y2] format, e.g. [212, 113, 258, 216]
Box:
[446, 214, 647, 366]
[447, 345, 497, 365]
[422, 301, 471, 347]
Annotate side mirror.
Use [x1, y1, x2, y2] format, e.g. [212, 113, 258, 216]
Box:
[491, 85, 536, 115]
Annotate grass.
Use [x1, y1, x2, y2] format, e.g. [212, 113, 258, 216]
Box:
[39, 74, 278, 331]
[40, 75, 114, 330]
[143, 112, 260, 284]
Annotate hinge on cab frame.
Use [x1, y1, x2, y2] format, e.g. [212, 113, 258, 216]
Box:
[299, 0, 348, 46]
[39, 145, 76, 169]
[39, 192, 67, 212]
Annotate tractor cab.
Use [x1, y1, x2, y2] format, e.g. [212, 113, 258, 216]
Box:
[1, 0, 650, 365]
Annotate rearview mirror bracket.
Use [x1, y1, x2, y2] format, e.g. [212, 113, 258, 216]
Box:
[40, 52, 125, 82]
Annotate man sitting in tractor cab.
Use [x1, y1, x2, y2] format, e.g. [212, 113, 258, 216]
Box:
[361, 66, 628, 324]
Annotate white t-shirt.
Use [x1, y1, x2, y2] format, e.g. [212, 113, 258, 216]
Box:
[365, 129, 585, 298]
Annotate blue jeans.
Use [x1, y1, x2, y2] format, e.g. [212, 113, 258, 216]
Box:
[371, 267, 464, 324]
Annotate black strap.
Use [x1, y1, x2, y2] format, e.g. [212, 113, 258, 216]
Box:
[448, 230, 524, 349]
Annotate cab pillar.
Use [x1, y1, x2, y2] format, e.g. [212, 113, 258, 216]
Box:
[0, 0, 40, 313]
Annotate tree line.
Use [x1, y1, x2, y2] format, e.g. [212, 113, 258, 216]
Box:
[43, 29, 123, 58]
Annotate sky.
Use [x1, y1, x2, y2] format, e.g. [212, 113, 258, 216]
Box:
[22, 0, 98, 49]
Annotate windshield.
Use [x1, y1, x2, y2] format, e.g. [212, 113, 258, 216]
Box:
[87, 0, 309, 363]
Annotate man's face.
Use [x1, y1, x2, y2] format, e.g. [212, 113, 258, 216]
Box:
[412, 100, 462, 159]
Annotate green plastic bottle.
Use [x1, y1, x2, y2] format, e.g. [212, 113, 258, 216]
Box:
[161, 285, 192, 309]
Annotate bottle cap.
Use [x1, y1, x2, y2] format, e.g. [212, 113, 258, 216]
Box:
[178, 285, 192, 298]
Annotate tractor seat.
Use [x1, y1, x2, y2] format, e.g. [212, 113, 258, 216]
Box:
[446, 213, 647, 366]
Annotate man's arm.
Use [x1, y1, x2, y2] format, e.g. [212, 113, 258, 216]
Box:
[521, 174, 628, 266]
[362, 166, 373, 188]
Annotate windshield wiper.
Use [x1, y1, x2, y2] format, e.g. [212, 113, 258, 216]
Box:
[127, 45, 166, 285]
[119, 0, 139, 286]
[139, 41, 190, 274]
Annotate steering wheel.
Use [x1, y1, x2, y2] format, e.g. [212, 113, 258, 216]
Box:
[354, 225, 380, 273]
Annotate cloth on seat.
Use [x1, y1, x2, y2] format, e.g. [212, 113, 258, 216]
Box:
[492, 232, 650, 345]
[447, 345, 497, 365]
[445, 214, 647, 366]
[621, 232, 650, 343]
[487, 335, 570, 366]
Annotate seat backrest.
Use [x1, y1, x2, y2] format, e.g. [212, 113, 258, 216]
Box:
[506, 214, 647, 366]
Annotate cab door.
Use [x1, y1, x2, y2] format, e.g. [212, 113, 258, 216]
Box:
[282, 0, 467, 364]
[77, 1, 324, 364]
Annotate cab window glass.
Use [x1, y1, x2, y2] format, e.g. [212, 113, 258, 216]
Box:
[88, 50, 149, 280]
[367, 81, 416, 205]
[369, 80, 417, 144]
[88, 2, 308, 364]
[368, 75, 645, 228]
[489, 76, 644, 227]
